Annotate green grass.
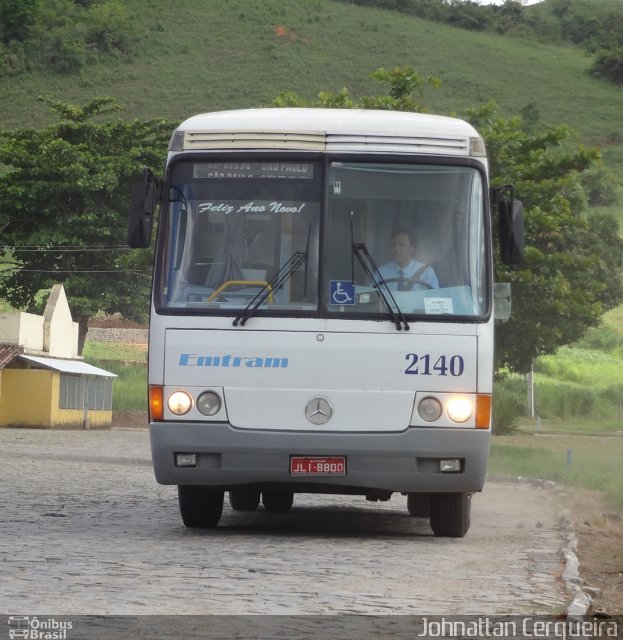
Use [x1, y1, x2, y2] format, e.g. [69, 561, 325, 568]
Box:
[529, 307, 623, 426]
[518, 416, 623, 437]
[83, 341, 147, 364]
[538, 347, 623, 384]
[1, 0, 623, 175]
[103, 361, 147, 411]
[83, 342, 147, 411]
[493, 304, 623, 510]
[494, 305, 623, 432]
[575, 304, 623, 353]
[489, 434, 623, 511]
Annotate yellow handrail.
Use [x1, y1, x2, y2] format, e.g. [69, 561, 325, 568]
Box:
[207, 280, 273, 302]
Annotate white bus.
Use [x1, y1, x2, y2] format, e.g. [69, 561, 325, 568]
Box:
[129, 108, 523, 537]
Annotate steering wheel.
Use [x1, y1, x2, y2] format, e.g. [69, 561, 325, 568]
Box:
[380, 276, 434, 291]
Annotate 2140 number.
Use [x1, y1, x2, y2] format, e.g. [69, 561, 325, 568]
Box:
[405, 354, 464, 377]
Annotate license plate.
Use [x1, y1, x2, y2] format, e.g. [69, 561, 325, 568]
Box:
[290, 456, 346, 476]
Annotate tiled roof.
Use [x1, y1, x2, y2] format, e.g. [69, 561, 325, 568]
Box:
[0, 344, 23, 369]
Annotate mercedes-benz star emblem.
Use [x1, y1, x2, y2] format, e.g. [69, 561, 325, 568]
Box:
[305, 397, 333, 425]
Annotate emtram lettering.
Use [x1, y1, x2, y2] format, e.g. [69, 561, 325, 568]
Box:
[179, 354, 289, 369]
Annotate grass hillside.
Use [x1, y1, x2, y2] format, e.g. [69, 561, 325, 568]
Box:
[1, 0, 623, 173]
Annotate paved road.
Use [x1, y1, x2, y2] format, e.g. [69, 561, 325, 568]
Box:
[0, 427, 569, 616]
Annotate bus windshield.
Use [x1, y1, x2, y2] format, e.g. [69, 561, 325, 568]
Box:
[157, 159, 488, 320]
[159, 160, 321, 312]
[325, 162, 488, 319]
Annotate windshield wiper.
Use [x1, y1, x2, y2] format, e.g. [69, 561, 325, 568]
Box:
[233, 251, 307, 327]
[352, 242, 410, 331]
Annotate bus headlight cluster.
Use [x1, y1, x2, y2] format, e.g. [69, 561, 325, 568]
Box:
[446, 397, 473, 423]
[168, 390, 193, 416]
[417, 397, 443, 422]
[166, 389, 223, 417]
[196, 391, 221, 416]
[417, 396, 474, 424]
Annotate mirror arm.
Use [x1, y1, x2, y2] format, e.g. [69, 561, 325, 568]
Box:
[490, 184, 514, 211]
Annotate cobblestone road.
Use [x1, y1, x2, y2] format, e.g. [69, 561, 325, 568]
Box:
[0, 427, 570, 616]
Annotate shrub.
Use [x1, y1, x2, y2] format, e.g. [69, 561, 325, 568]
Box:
[0, 41, 28, 77]
[492, 378, 525, 435]
[590, 47, 623, 86]
[580, 164, 619, 207]
[83, 2, 136, 57]
[40, 27, 86, 73]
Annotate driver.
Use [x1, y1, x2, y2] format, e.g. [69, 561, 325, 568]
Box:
[377, 226, 438, 291]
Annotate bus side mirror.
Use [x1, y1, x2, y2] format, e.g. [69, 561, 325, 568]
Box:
[499, 198, 524, 265]
[128, 169, 157, 248]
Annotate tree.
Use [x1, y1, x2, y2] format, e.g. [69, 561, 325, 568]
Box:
[0, 0, 40, 43]
[272, 67, 623, 373]
[467, 103, 623, 372]
[274, 65, 440, 113]
[0, 96, 173, 352]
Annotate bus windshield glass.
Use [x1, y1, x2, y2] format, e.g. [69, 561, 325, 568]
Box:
[325, 162, 487, 319]
[157, 159, 488, 320]
[159, 160, 321, 312]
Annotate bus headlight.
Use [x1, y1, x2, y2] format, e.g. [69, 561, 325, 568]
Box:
[447, 397, 473, 423]
[168, 390, 193, 415]
[196, 391, 222, 416]
[417, 397, 443, 422]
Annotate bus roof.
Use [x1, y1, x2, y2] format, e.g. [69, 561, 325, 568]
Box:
[171, 108, 485, 158]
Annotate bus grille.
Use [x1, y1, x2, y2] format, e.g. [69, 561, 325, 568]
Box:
[182, 131, 469, 156]
[327, 134, 469, 155]
[183, 131, 326, 151]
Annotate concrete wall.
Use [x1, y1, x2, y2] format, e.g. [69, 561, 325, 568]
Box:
[87, 328, 148, 344]
[43, 284, 79, 357]
[0, 312, 45, 352]
[0, 285, 78, 357]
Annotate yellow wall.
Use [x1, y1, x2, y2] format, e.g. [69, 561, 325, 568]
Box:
[0, 369, 54, 426]
[0, 369, 112, 429]
[53, 407, 113, 429]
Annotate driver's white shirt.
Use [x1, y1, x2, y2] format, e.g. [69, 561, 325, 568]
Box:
[377, 259, 439, 291]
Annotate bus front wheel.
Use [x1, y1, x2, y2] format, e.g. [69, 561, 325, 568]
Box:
[407, 492, 431, 518]
[429, 492, 471, 538]
[178, 486, 224, 528]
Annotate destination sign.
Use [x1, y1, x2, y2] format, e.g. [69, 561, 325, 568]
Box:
[194, 162, 314, 180]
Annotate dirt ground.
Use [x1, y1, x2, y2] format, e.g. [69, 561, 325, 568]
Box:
[111, 410, 622, 615]
[112, 410, 148, 429]
[568, 489, 623, 616]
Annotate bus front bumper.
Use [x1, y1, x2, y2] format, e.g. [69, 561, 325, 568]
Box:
[149, 422, 491, 494]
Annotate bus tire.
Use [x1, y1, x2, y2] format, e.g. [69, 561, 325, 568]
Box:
[178, 486, 224, 528]
[262, 491, 294, 513]
[429, 492, 471, 538]
[229, 490, 261, 512]
[407, 492, 431, 518]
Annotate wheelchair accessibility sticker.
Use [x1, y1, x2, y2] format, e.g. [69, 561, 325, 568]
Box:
[330, 280, 355, 305]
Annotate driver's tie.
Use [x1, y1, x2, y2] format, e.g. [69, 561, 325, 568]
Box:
[398, 269, 407, 291]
